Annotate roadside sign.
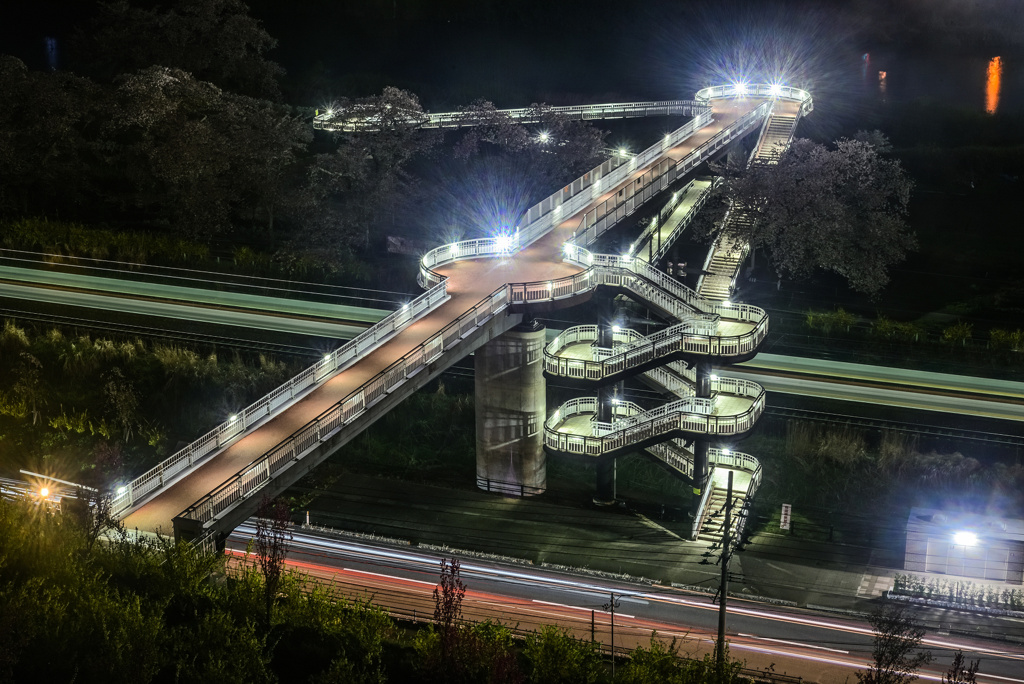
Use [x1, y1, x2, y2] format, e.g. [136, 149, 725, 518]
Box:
[780, 504, 792, 530]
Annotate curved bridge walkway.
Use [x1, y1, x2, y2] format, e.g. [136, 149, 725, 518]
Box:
[114, 86, 811, 549]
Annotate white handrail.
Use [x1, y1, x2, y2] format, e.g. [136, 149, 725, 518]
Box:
[111, 279, 450, 516]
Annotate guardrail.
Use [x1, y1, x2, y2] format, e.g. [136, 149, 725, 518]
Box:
[416, 93, 775, 286]
[313, 99, 710, 131]
[175, 281, 509, 530]
[111, 279, 450, 516]
[695, 83, 814, 117]
[691, 465, 718, 540]
[543, 380, 765, 457]
[572, 103, 770, 247]
[634, 178, 721, 265]
[544, 311, 765, 381]
[564, 245, 760, 319]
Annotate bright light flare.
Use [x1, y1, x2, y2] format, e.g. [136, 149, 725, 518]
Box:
[953, 531, 977, 546]
[495, 234, 514, 252]
[117, 485, 127, 495]
[732, 82, 748, 96]
[538, 131, 550, 143]
[618, 147, 629, 157]
[39, 487, 49, 498]
[769, 83, 783, 96]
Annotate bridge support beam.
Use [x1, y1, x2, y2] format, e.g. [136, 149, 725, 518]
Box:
[474, 319, 547, 496]
[594, 456, 616, 506]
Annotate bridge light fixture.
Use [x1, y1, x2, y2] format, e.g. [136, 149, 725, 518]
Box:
[710, 374, 719, 381]
[612, 325, 621, 333]
[39, 486, 49, 498]
[721, 448, 732, 456]
[538, 131, 550, 143]
[618, 147, 629, 158]
[769, 83, 783, 97]
[117, 485, 127, 495]
[229, 414, 238, 423]
[495, 234, 513, 253]
[732, 82, 747, 96]
[953, 531, 978, 546]
[326, 108, 333, 117]
[722, 300, 733, 307]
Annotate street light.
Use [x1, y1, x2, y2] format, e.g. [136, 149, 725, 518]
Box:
[538, 131, 550, 143]
[769, 83, 783, 97]
[39, 487, 49, 498]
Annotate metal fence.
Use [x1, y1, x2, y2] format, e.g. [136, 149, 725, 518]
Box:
[111, 279, 450, 516]
[313, 99, 710, 131]
[543, 377, 765, 457]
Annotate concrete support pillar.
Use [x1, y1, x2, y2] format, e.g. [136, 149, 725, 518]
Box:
[692, 361, 713, 515]
[475, 320, 546, 496]
[726, 138, 747, 168]
[594, 456, 616, 506]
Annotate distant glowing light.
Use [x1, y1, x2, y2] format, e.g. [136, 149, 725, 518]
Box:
[721, 448, 732, 456]
[323, 353, 331, 359]
[878, 71, 887, 96]
[326, 108, 333, 117]
[710, 374, 719, 381]
[538, 131, 550, 143]
[953, 531, 978, 546]
[117, 485, 127, 495]
[986, 56, 1002, 115]
[618, 147, 629, 157]
[229, 414, 238, 423]
[39, 487, 49, 497]
[612, 326, 621, 333]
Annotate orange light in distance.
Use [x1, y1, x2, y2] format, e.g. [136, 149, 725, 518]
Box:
[986, 56, 1002, 114]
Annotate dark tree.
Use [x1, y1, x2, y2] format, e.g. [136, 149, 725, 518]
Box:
[73, 0, 284, 99]
[942, 650, 980, 684]
[255, 495, 291, 626]
[857, 603, 933, 684]
[712, 133, 915, 296]
[433, 556, 467, 668]
[0, 56, 100, 217]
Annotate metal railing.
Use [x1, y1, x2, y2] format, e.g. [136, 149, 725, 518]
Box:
[313, 99, 710, 131]
[694, 83, 814, 117]
[571, 103, 771, 247]
[564, 244, 767, 325]
[544, 310, 765, 382]
[632, 178, 720, 265]
[543, 380, 765, 457]
[111, 279, 450, 516]
[416, 92, 776, 285]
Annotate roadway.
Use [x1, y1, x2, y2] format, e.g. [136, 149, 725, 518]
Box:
[227, 524, 1024, 684]
[3, 264, 1021, 424]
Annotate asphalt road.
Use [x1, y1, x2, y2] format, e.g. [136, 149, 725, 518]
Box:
[227, 524, 1024, 684]
[3, 264, 1023, 423]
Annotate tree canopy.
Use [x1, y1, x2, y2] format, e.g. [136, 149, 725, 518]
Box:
[713, 133, 916, 296]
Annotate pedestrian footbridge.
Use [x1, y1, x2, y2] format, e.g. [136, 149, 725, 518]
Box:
[107, 84, 811, 550]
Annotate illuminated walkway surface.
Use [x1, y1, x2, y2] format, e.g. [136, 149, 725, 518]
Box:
[122, 95, 774, 536]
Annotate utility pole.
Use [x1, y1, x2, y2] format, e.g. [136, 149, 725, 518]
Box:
[716, 470, 734, 678]
[604, 592, 621, 679]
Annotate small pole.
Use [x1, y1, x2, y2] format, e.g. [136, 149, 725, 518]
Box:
[604, 592, 620, 679]
[717, 470, 734, 677]
[306, 510, 310, 526]
[591, 610, 595, 643]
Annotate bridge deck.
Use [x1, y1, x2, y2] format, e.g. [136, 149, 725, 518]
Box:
[123, 97, 765, 536]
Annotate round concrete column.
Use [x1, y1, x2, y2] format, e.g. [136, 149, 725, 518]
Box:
[475, 320, 547, 496]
